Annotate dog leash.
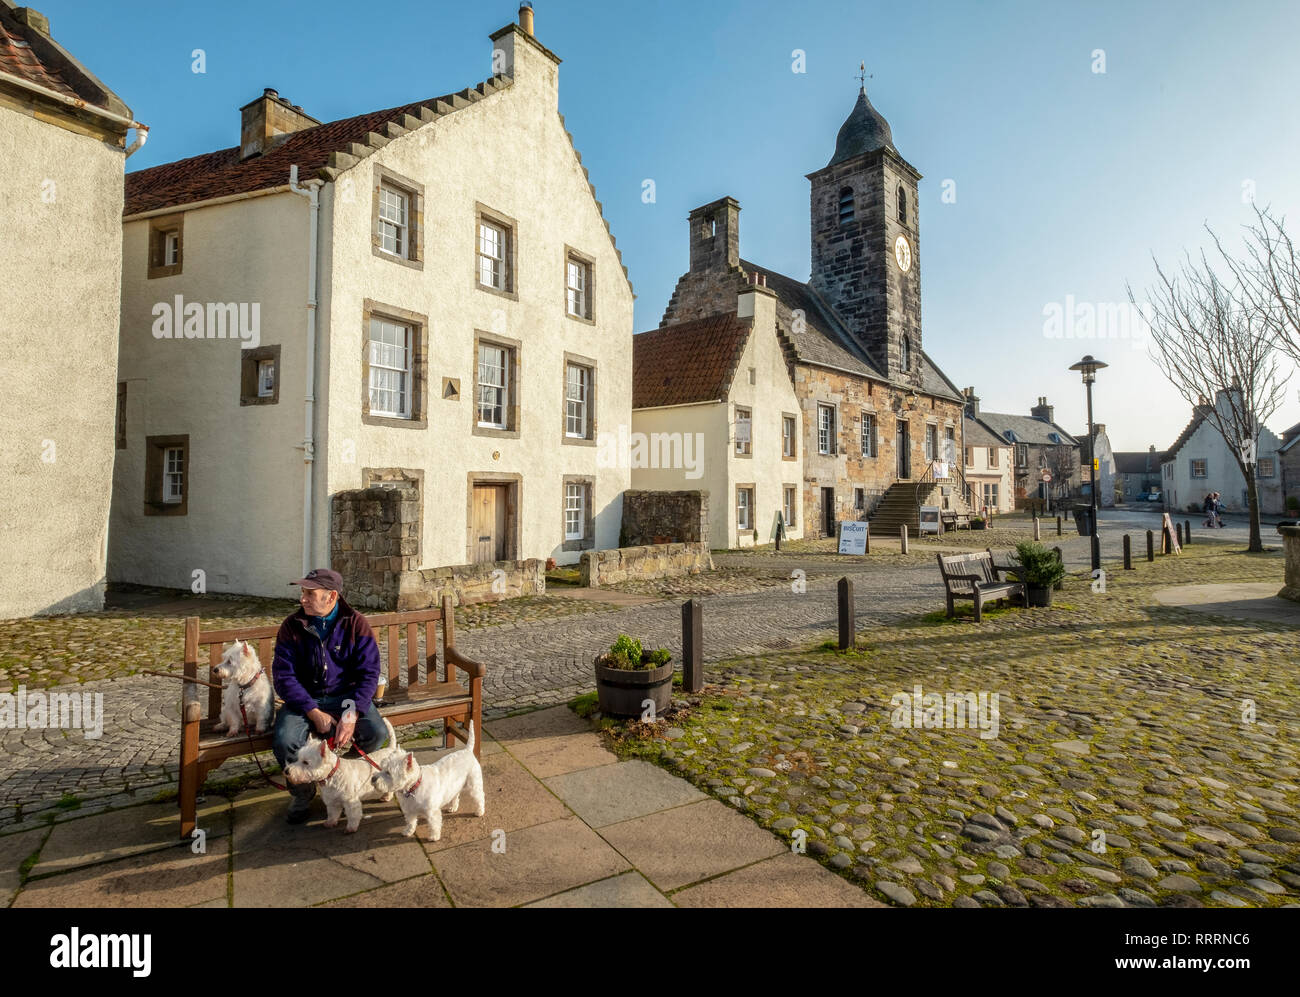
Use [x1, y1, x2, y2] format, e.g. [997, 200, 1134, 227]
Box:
[142, 669, 223, 689]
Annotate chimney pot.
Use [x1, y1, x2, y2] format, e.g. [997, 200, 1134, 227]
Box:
[519, 2, 534, 36]
[264, 88, 278, 98]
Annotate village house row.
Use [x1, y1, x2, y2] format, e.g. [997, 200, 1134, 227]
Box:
[12, 2, 1288, 618]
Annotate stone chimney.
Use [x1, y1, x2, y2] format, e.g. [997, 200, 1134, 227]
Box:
[1030, 396, 1054, 424]
[1093, 423, 1105, 436]
[240, 88, 319, 160]
[737, 277, 776, 329]
[489, 3, 560, 107]
[688, 197, 740, 274]
[963, 386, 979, 418]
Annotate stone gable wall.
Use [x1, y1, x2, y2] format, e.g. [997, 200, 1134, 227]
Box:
[620, 490, 709, 546]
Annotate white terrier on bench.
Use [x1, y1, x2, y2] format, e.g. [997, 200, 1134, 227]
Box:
[211, 639, 274, 736]
[284, 717, 400, 832]
[371, 721, 485, 841]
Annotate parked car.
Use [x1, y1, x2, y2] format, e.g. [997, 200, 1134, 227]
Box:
[1136, 490, 1162, 503]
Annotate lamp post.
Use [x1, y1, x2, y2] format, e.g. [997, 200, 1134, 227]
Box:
[1069, 354, 1108, 571]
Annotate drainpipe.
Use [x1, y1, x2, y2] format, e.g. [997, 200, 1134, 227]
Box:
[0, 69, 148, 155]
[289, 165, 322, 575]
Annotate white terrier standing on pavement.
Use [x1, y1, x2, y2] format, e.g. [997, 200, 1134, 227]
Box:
[284, 717, 401, 832]
[371, 721, 485, 841]
[212, 639, 274, 736]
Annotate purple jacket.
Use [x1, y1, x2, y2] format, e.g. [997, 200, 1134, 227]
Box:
[273, 597, 382, 716]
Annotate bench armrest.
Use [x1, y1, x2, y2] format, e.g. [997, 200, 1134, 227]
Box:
[445, 646, 486, 680]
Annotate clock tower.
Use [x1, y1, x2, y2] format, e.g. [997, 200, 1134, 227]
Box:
[807, 83, 922, 382]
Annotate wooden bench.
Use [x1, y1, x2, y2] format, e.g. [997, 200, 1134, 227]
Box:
[936, 549, 1027, 622]
[942, 512, 971, 531]
[178, 595, 484, 838]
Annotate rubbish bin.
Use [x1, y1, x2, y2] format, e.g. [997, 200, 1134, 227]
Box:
[1072, 507, 1094, 537]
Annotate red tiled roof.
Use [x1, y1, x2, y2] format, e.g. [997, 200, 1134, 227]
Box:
[124, 96, 441, 216]
[633, 314, 751, 409]
[0, 16, 80, 98]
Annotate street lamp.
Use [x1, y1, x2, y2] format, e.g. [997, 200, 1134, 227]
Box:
[1069, 354, 1108, 571]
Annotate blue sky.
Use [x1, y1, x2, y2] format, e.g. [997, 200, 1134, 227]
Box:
[46, 0, 1300, 451]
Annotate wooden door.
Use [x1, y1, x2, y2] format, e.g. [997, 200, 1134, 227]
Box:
[822, 487, 836, 537]
[472, 485, 508, 563]
[896, 420, 911, 479]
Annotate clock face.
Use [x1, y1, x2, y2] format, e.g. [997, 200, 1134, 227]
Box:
[894, 234, 912, 272]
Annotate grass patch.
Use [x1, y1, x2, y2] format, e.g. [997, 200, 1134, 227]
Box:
[815, 638, 871, 658]
[570, 691, 600, 719]
[915, 605, 1018, 626]
[53, 792, 80, 811]
[17, 847, 41, 883]
[546, 568, 582, 587]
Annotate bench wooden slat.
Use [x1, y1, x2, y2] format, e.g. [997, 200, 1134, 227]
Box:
[386, 624, 399, 685]
[406, 622, 419, 686]
[207, 644, 222, 717]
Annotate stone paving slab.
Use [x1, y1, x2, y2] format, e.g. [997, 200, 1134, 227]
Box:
[597, 798, 786, 891]
[544, 760, 706, 827]
[33, 798, 230, 877]
[319, 874, 454, 908]
[0, 826, 47, 906]
[1154, 583, 1300, 626]
[431, 815, 631, 908]
[672, 852, 889, 908]
[524, 870, 674, 908]
[13, 842, 229, 908]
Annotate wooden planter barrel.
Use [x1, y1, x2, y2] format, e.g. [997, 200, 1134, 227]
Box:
[1026, 584, 1053, 607]
[594, 658, 674, 719]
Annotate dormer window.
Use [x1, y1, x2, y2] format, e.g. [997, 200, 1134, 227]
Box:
[1048, 432, 1061, 443]
[897, 185, 907, 224]
[1005, 430, 1017, 443]
[839, 188, 854, 225]
[900, 335, 911, 373]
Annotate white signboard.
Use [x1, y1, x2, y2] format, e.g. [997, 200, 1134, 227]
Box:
[933, 460, 949, 480]
[919, 505, 942, 535]
[838, 520, 868, 555]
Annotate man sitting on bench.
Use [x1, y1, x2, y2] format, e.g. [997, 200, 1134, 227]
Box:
[272, 568, 391, 824]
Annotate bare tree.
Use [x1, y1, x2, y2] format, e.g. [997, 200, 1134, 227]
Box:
[1128, 240, 1288, 552]
[1214, 203, 1300, 370]
[1043, 444, 1079, 503]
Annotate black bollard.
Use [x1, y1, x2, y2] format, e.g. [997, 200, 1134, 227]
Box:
[1056, 515, 1062, 536]
[837, 577, 854, 650]
[1184, 519, 1191, 546]
[1176, 522, 1184, 547]
[1146, 529, 1155, 561]
[682, 599, 703, 693]
[1123, 534, 1133, 570]
[1052, 546, 1064, 590]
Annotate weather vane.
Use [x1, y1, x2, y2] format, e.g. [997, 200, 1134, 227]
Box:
[856, 62, 872, 88]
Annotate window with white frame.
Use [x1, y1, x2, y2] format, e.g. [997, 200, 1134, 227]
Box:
[783, 485, 796, 528]
[1257, 458, 1275, 477]
[377, 186, 408, 256]
[925, 424, 938, 461]
[737, 487, 753, 531]
[854, 487, 865, 511]
[782, 415, 796, 457]
[478, 220, 507, 290]
[861, 412, 876, 457]
[368, 318, 411, 418]
[164, 446, 184, 503]
[257, 358, 275, 398]
[477, 344, 509, 428]
[1191, 459, 1207, 478]
[566, 255, 592, 319]
[735, 407, 752, 455]
[162, 230, 180, 266]
[1016, 443, 1028, 466]
[982, 482, 998, 508]
[564, 482, 585, 540]
[988, 446, 999, 468]
[565, 363, 590, 438]
[818, 404, 836, 454]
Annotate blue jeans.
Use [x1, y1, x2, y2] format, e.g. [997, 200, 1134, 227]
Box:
[272, 696, 390, 803]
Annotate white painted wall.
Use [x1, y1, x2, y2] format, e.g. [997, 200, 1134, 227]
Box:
[963, 439, 1013, 513]
[319, 29, 634, 568]
[1162, 405, 1283, 515]
[0, 104, 124, 618]
[112, 193, 309, 597]
[631, 402, 727, 546]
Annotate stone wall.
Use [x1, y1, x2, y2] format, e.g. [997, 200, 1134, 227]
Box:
[580, 542, 712, 588]
[620, 490, 709, 546]
[331, 483, 543, 609]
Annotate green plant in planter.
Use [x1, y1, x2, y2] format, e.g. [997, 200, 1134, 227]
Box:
[644, 647, 671, 667]
[598, 634, 670, 671]
[971, 516, 986, 529]
[1011, 540, 1066, 588]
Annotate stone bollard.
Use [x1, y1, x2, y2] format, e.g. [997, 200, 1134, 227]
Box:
[1123, 534, 1133, 570]
[1033, 517, 1041, 541]
[900, 524, 909, 554]
[837, 577, 855, 650]
[682, 599, 703, 693]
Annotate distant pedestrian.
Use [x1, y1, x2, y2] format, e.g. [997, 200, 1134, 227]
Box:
[1203, 493, 1216, 529]
[1213, 492, 1225, 528]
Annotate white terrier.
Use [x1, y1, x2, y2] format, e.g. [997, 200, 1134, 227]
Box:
[284, 717, 400, 832]
[211, 640, 274, 736]
[371, 721, 484, 841]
